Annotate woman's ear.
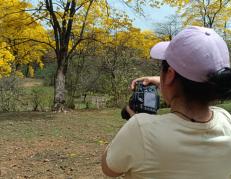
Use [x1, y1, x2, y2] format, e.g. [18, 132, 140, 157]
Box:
[164, 67, 176, 85]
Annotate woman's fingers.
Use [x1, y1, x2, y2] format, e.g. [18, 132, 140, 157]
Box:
[130, 76, 160, 90]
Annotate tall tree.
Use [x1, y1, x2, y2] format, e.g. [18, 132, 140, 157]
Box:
[181, 0, 231, 28]
[29, 0, 113, 111]
[95, 11, 159, 106]
[154, 14, 182, 40]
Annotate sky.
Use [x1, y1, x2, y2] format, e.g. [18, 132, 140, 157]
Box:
[30, 0, 176, 31]
[107, 0, 176, 30]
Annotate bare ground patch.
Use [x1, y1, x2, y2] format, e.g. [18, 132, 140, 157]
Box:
[20, 78, 44, 88]
[0, 109, 123, 178]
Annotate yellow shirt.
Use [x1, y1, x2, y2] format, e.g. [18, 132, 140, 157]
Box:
[106, 106, 231, 179]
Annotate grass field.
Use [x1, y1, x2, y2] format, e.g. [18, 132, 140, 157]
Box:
[1, 78, 231, 178]
[0, 109, 124, 178]
[2, 106, 231, 178]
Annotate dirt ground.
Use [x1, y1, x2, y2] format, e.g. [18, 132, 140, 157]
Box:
[0, 109, 124, 179]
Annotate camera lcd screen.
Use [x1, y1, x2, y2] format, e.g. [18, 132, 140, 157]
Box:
[144, 92, 156, 108]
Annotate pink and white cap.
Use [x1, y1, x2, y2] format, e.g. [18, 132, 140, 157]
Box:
[150, 26, 230, 82]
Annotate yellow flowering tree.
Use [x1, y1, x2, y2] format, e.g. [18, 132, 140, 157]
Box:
[0, 42, 14, 78]
[0, 0, 48, 77]
[180, 0, 231, 29]
[84, 10, 160, 105]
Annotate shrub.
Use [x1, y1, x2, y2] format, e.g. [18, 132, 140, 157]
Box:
[0, 76, 25, 112]
[31, 87, 53, 111]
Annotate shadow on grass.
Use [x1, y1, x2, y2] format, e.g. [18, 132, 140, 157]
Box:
[0, 112, 54, 122]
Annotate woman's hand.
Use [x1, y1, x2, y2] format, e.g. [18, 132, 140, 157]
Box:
[131, 76, 160, 90]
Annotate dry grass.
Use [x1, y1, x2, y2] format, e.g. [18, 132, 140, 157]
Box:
[0, 109, 124, 178]
[20, 78, 44, 88]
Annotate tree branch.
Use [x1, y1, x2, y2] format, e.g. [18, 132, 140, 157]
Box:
[67, 0, 94, 59]
[45, 0, 61, 54]
[1, 36, 56, 51]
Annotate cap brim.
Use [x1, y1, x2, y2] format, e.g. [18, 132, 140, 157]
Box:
[150, 41, 170, 60]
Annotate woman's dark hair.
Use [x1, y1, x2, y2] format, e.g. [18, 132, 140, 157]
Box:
[161, 60, 231, 104]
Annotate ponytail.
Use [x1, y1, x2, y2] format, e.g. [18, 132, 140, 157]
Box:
[208, 67, 231, 101]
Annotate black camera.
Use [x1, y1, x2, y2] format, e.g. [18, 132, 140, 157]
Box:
[121, 81, 160, 120]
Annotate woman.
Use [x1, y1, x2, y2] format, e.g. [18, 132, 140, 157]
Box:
[101, 26, 231, 179]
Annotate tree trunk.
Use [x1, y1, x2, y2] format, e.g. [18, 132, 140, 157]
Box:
[25, 64, 30, 77]
[53, 66, 66, 111]
[111, 71, 118, 106]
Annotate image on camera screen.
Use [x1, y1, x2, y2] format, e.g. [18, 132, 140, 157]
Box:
[144, 92, 156, 108]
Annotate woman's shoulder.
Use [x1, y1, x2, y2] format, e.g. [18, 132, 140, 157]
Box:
[132, 113, 174, 127]
[210, 106, 231, 123]
[210, 106, 231, 116]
